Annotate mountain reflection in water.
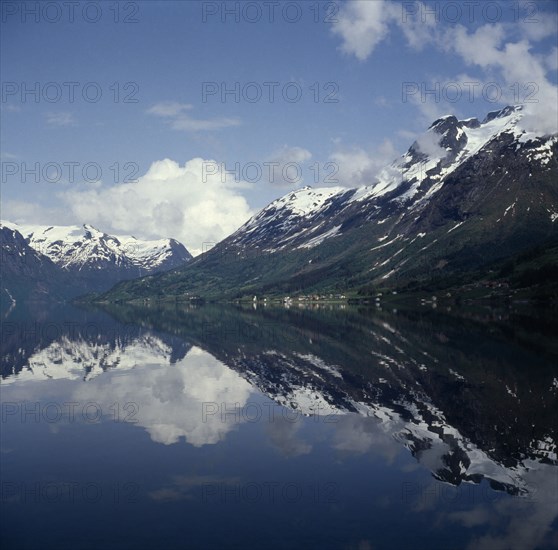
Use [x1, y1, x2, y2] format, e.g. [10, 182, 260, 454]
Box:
[1, 302, 557, 550]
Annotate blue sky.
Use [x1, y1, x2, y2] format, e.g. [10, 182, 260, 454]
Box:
[1, 0, 557, 254]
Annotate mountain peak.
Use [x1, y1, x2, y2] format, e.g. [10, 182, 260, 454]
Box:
[482, 104, 522, 124]
[83, 223, 104, 238]
[2, 221, 192, 294]
[429, 114, 459, 130]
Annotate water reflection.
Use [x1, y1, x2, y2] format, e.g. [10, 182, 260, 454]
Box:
[1, 303, 557, 549]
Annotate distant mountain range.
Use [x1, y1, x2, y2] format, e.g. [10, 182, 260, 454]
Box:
[96, 105, 558, 303]
[2, 105, 557, 304]
[1, 221, 192, 303]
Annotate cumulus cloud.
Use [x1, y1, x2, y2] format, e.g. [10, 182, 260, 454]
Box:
[331, 0, 397, 60]
[446, 24, 558, 134]
[518, 11, 558, 42]
[330, 139, 398, 187]
[58, 157, 254, 256]
[147, 101, 241, 132]
[332, 0, 438, 60]
[332, 1, 558, 135]
[449, 24, 507, 67]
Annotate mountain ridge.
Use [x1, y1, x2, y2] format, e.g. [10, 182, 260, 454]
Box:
[0, 221, 192, 302]
[95, 105, 558, 303]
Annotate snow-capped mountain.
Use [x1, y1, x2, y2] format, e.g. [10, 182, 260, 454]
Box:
[3, 221, 192, 273]
[1, 224, 78, 304]
[98, 105, 557, 301]
[1, 221, 192, 301]
[225, 105, 556, 253]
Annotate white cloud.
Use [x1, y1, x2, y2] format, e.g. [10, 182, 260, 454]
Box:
[45, 111, 76, 127]
[414, 130, 447, 159]
[544, 46, 558, 71]
[265, 145, 313, 186]
[518, 12, 558, 42]
[331, 0, 397, 60]
[71, 345, 255, 447]
[449, 23, 507, 67]
[406, 86, 457, 125]
[447, 25, 558, 134]
[146, 101, 193, 117]
[57, 157, 254, 256]
[332, 0, 437, 59]
[330, 139, 398, 187]
[2, 199, 66, 224]
[332, 1, 558, 135]
[396, 1, 438, 50]
[2, 336, 254, 448]
[147, 101, 241, 132]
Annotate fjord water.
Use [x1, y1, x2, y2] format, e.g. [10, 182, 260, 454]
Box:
[1, 303, 557, 550]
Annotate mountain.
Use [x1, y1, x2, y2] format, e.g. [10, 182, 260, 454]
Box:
[97, 105, 558, 303]
[0, 221, 192, 301]
[0, 224, 79, 305]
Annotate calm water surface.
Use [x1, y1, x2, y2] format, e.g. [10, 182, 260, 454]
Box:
[1, 303, 557, 549]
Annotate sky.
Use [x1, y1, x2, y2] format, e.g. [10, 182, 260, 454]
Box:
[1, 0, 557, 255]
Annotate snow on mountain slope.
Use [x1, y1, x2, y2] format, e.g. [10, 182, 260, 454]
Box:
[212, 346, 556, 497]
[0, 222, 78, 303]
[222, 105, 556, 254]
[1, 221, 192, 273]
[351, 105, 540, 205]
[2, 334, 178, 384]
[226, 185, 355, 252]
[241, 186, 349, 233]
